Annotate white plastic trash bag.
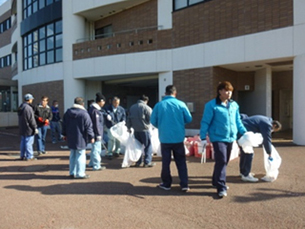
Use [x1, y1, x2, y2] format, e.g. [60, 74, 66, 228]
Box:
[261, 145, 282, 182]
[110, 121, 129, 145]
[150, 126, 161, 156]
[122, 132, 143, 168]
[237, 131, 263, 154]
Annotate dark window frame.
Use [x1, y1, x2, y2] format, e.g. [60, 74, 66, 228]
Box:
[173, 0, 211, 11]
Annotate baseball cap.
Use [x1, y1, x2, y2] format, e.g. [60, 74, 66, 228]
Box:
[24, 93, 34, 101]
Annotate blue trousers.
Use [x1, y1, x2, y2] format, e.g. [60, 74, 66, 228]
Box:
[69, 149, 86, 178]
[160, 142, 188, 188]
[20, 135, 35, 159]
[212, 142, 233, 192]
[134, 131, 152, 165]
[35, 125, 48, 152]
[239, 148, 254, 176]
[89, 140, 102, 170]
[50, 121, 61, 142]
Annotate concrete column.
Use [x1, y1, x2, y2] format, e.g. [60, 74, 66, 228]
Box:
[158, 72, 173, 101]
[158, 0, 172, 30]
[252, 67, 272, 117]
[62, 1, 87, 110]
[293, 54, 305, 145]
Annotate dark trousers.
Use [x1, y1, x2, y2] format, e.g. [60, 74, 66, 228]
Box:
[212, 142, 233, 192]
[160, 142, 188, 188]
[134, 131, 152, 165]
[239, 148, 254, 176]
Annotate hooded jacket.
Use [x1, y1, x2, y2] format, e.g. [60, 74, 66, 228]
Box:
[17, 102, 37, 136]
[151, 95, 192, 143]
[88, 103, 104, 140]
[62, 104, 94, 150]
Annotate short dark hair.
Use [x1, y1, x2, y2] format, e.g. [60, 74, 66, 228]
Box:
[139, 95, 149, 102]
[74, 97, 84, 105]
[272, 120, 282, 132]
[95, 93, 106, 103]
[217, 81, 234, 96]
[41, 96, 48, 101]
[165, 85, 176, 95]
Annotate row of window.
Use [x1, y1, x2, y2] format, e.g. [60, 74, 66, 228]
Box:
[174, 0, 210, 11]
[23, 20, 62, 70]
[23, 0, 60, 19]
[0, 18, 11, 34]
[0, 55, 11, 69]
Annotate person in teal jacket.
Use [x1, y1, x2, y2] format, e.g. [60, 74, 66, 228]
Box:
[200, 81, 246, 198]
[151, 85, 192, 192]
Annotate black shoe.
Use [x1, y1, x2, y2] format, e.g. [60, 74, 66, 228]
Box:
[131, 163, 141, 167]
[106, 155, 113, 160]
[144, 162, 156, 168]
[157, 183, 171, 191]
[69, 175, 75, 179]
[41, 151, 47, 154]
[75, 175, 90, 179]
[114, 153, 120, 157]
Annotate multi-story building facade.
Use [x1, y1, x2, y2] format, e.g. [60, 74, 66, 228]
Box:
[1, 0, 305, 144]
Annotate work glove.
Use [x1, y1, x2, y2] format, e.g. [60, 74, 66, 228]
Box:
[201, 140, 207, 148]
[34, 129, 39, 135]
[44, 119, 49, 126]
[107, 115, 112, 121]
[38, 117, 44, 123]
[96, 136, 102, 141]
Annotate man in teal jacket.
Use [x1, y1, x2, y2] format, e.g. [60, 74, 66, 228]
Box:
[200, 81, 246, 197]
[151, 85, 192, 192]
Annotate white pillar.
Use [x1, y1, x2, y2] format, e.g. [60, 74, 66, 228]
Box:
[293, 54, 305, 145]
[158, 0, 172, 30]
[253, 67, 272, 116]
[158, 72, 173, 101]
[62, 1, 87, 109]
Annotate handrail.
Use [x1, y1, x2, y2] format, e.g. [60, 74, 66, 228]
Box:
[76, 25, 163, 43]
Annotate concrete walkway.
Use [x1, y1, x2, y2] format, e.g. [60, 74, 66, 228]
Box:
[0, 127, 304, 228]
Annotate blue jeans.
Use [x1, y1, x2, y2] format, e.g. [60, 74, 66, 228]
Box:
[239, 148, 254, 176]
[51, 121, 61, 142]
[134, 131, 152, 165]
[160, 142, 188, 188]
[69, 149, 86, 178]
[35, 125, 48, 152]
[212, 142, 233, 193]
[89, 140, 102, 170]
[107, 128, 121, 155]
[20, 135, 35, 159]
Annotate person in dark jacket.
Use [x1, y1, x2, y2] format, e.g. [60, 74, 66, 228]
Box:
[88, 93, 106, 171]
[17, 94, 38, 160]
[239, 114, 282, 182]
[34, 96, 52, 155]
[62, 97, 95, 179]
[50, 100, 62, 144]
[104, 96, 126, 159]
[127, 95, 154, 167]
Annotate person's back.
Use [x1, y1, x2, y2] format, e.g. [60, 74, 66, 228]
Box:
[128, 99, 152, 132]
[151, 96, 192, 143]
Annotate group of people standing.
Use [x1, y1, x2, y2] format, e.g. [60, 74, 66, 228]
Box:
[17, 81, 281, 197]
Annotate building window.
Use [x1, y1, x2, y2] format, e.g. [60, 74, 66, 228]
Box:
[23, 20, 62, 70]
[23, 0, 60, 19]
[173, 0, 210, 11]
[95, 25, 113, 39]
[0, 18, 11, 34]
[0, 55, 11, 69]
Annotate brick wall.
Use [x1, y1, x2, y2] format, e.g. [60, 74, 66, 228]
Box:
[22, 80, 64, 116]
[0, 66, 12, 80]
[0, 10, 11, 48]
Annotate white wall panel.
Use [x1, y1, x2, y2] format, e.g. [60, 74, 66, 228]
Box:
[294, 0, 305, 25]
[294, 24, 305, 56]
[172, 44, 204, 70]
[245, 28, 294, 62]
[156, 50, 172, 71]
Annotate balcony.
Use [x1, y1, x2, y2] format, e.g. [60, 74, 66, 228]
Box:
[73, 26, 172, 60]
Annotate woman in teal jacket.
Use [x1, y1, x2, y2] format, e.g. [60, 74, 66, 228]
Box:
[200, 81, 246, 198]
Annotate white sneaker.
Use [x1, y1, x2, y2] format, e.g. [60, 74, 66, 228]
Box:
[241, 174, 259, 182]
[240, 172, 255, 177]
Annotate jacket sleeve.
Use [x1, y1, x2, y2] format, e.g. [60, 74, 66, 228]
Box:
[48, 108, 53, 121]
[85, 113, 94, 140]
[182, 103, 192, 124]
[260, 123, 273, 154]
[27, 107, 37, 132]
[235, 105, 247, 136]
[62, 112, 67, 136]
[200, 102, 213, 140]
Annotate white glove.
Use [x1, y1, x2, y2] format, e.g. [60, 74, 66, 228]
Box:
[201, 140, 207, 147]
[96, 136, 102, 141]
[34, 129, 39, 135]
[107, 115, 112, 121]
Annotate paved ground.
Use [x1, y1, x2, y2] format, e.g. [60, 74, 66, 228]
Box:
[0, 127, 304, 229]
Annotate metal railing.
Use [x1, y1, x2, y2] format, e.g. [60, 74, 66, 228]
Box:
[76, 25, 163, 43]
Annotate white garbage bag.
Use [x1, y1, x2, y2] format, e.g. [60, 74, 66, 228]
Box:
[110, 121, 129, 145]
[237, 131, 263, 154]
[121, 131, 143, 168]
[150, 126, 161, 156]
[261, 145, 282, 182]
